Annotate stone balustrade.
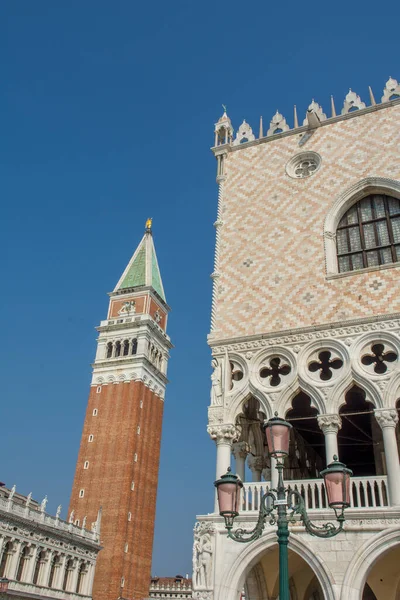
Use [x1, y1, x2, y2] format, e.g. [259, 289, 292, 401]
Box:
[241, 475, 389, 512]
[0, 497, 99, 543]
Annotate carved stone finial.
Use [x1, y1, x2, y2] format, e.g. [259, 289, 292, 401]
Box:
[259, 116, 263, 138]
[8, 485, 16, 501]
[293, 105, 299, 129]
[56, 505, 62, 518]
[341, 89, 366, 115]
[267, 111, 290, 136]
[302, 100, 327, 126]
[40, 495, 48, 513]
[69, 510, 75, 524]
[233, 120, 255, 146]
[331, 95, 337, 117]
[381, 77, 400, 103]
[369, 86, 376, 106]
[25, 492, 32, 507]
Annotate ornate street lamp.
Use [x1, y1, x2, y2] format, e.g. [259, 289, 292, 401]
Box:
[215, 413, 352, 600]
[0, 578, 9, 594]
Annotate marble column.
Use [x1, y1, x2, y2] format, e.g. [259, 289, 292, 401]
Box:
[375, 409, 400, 506]
[23, 545, 38, 583]
[6, 540, 22, 580]
[54, 554, 67, 590]
[69, 559, 80, 593]
[40, 550, 53, 587]
[208, 424, 239, 511]
[247, 455, 264, 482]
[317, 414, 342, 464]
[232, 442, 248, 481]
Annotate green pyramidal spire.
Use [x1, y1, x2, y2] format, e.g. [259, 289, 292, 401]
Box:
[114, 219, 166, 302]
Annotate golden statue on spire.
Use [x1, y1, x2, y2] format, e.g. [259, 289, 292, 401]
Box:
[145, 217, 152, 231]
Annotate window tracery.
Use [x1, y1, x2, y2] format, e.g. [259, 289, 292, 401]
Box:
[336, 194, 400, 273]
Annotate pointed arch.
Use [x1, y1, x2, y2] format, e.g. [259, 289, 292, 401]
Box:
[327, 371, 382, 413]
[227, 386, 273, 424]
[323, 177, 400, 275]
[277, 380, 325, 417]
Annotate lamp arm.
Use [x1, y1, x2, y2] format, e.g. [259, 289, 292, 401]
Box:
[227, 492, 276, 543]
[288, 489, 344, 539]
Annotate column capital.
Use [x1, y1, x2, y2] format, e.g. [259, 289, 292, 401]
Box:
[247, 455, 265, 473]
[207, 423, 239, 443]
[232, 441, 249, 460]
[317, 414, 342, 433]
[374, 408, 399, 429]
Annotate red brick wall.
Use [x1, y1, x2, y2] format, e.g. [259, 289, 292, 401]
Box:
[69, 380, 164, 600]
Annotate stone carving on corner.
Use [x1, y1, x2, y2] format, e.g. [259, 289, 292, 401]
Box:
[232, 120, 255, 146]
[193, 522, 215, 590]
[267, 111, 290, 136]
[341, 89, 366, 114]
[381, 77, 400, 103]
[210, 359, 223, 406]
[207, 423, 240, 443]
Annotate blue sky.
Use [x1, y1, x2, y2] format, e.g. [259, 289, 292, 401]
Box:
[1, 0, 399, 576]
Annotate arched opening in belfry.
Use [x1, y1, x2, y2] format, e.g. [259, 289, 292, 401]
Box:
[242, 545, 324, 600]
[285, 391, 323, 480]
[338, 385, 383, 477]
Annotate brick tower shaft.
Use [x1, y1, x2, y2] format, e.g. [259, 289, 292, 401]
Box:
[69, 221, 171, 600]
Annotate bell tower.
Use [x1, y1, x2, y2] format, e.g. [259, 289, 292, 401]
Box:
[69, 219, 172, 600]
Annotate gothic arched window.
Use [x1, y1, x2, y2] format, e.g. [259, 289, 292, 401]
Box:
[123, 340, 130, 356]
[106, 342, 113, 359]
[115, 341, 121, 357]
[131, 339, 138, 355]
[337, 194, 400, 273]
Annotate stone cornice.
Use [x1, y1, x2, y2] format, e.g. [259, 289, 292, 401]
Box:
[92, 356, 169, 385]
[208, 312, 400, 351]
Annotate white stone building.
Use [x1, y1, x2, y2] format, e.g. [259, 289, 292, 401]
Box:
[193, 78, 400, 600]
[0, 485, 101, 600]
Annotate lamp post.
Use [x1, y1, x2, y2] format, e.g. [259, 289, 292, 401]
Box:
[215, 413, 352, 600]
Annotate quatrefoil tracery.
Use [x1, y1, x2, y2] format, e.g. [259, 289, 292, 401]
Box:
[361, 343, 398, 374]
[260, 357, 291, 387]
[230, 362, 244, 390]
[308, 350, 343, 381]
